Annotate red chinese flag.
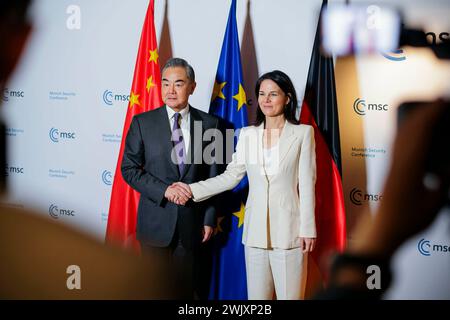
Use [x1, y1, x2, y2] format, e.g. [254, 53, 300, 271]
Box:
[106, 0, 163, 253]
[299, 0, 346, 297]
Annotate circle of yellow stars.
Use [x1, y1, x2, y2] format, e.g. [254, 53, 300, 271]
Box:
[214, 202, 245, 236]
[212, 80, 247, 111]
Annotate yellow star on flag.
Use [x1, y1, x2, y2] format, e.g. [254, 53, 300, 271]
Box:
[232, 202, 245, 228]
[212, 81, 226, 101]
[146, 75, 156, 93]
[232, 84, 247, 111]
[148, 49, 159, 64]
[129, 92, 141, 108]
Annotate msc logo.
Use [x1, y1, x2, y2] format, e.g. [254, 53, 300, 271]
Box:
[417, 238, 450, 257]
[426, 31, 449, 46]
[102, 90, 129, 106]
[350, 188, 363, 205]
[418, 238, 431, 256]
[353, 98, 388, 116]
[353, 98, 366, 116]
[2, 88, 25, 102]
[49, 204, 75, 219]
[102, 170, 113, 185]
[381, 49, 407, 61]
[350, 188, 383, 206]
[49, 127, 76, 143]
[4, 165, 24, 176]
[381, 32, 448, 61]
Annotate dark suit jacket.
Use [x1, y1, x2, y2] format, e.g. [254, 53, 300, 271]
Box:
[121, 106, 220, 250]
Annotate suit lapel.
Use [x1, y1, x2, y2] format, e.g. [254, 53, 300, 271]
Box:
[157, 106, 181, 178]
[259, 121, 297, 182]
[180, 106, 202, 180]
[277, 121, 297, 164]
[256, 123, 265, 166]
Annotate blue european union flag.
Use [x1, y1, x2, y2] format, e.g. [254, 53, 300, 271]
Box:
[208, 0, 249, 300]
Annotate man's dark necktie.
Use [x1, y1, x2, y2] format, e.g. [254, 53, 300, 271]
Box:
[171, 112, 186, 175]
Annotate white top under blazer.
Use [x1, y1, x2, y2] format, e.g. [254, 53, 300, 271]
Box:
[190, 121, 317, 249]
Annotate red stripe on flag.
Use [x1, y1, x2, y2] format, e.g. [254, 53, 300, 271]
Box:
[300, 101, 346, 295]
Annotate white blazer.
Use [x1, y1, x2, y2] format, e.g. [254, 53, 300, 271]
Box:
[190, 121, 316, 249]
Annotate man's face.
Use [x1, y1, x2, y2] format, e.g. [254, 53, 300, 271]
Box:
[161, 66, 196, 112]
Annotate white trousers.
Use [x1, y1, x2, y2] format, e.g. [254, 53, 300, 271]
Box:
[245, 245, 304, 300]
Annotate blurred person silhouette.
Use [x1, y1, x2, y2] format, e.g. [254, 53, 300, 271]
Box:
[0, 0, 170, 299]
[316, 99, 450, 299]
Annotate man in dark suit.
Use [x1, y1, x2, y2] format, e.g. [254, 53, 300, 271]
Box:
[121, 58, 220, 299]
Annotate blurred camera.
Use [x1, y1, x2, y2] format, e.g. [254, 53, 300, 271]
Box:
[321, 4, 401, 56]
[397, 100, 450, 205]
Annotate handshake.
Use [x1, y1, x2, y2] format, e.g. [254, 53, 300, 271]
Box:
[164, 182, 193, 205]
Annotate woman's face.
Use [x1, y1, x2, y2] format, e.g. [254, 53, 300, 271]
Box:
[258, 79, 290, 118]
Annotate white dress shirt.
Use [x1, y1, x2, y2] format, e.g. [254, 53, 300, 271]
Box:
[166, 105, 191, 155]
[262, 143, 280, 177]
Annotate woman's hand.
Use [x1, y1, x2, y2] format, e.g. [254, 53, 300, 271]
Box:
[165, 182, 192, 205]
[172, 182, 192, 198]
[300, 237, 316, 253]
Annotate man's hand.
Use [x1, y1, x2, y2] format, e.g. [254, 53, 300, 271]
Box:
[300, 237, 316, 253]
[172, 182, 192, 198]
[202, 226, 214, 243]
[164, 184, 191, 205]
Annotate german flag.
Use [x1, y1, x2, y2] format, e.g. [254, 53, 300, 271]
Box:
[299, 0, 347, 298]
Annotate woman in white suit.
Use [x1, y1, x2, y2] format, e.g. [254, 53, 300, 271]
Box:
[175, 70, 316, 300]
